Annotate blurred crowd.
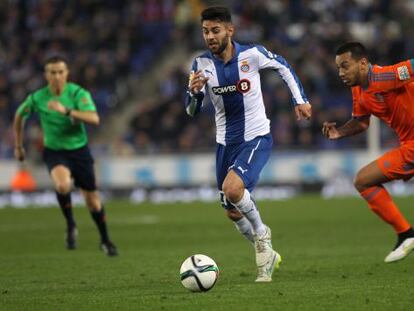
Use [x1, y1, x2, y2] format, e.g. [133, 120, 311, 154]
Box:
[124, 0, 413, 154]
[1, 0, 414, 158]
[0, 0, 175, 158]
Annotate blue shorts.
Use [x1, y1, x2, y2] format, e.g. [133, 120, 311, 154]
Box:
[43, 145, 97, 191]
[216, 133, 272, 196]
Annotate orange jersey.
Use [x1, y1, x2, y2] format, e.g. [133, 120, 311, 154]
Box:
[352, 59, 414, 143]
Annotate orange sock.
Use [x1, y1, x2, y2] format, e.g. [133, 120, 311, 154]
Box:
[360, 186, 411, 233]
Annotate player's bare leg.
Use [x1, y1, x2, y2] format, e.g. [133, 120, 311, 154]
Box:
[81, 189, 118, 256]
[222, 170, 281, 282]
[50, 165, 77, 249]
[355, 160, 414, 262]
[353, 160, 389, 192]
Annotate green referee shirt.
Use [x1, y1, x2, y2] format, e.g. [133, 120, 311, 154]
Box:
[17, 82, 97, 150]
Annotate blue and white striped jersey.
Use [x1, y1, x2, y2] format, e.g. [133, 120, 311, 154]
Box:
[185, 41, 308, 145]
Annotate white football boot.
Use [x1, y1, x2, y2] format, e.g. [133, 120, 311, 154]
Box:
[384, 237, 414, 263]
[254, 225, 282, 282]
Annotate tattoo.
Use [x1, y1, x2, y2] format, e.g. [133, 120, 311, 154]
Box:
[337, 117, 369, 138]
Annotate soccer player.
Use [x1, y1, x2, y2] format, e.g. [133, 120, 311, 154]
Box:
[185, 6, 312, 282]
[322, 42, 414, 262]
[13, 56, 118, 256]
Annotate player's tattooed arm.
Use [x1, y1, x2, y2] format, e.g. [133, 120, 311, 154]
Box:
[322, 116, 369, 139]
[185, 70, 208, 117]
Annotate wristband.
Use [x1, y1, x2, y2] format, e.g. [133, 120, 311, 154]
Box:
[65, 108, 72, 116]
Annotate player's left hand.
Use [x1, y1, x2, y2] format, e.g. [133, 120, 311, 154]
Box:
[295, 103, 312, 121]
[188, 70, 209, 95]
[47, 100, 67, 115]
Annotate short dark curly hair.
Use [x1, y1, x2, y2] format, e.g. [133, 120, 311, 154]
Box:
[201, 6, 232, 23]
[336, 42, 368, 60]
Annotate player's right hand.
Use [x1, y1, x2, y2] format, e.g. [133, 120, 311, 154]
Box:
[322, 121, 340, 139]
[188, 70, 209, 95]
[14, 146, 25, 162]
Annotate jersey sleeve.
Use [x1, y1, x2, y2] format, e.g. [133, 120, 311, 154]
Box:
[369, 59, 414, 91]
[16, 94, 36, 119]
[351, 87, 370, 118]
[254, 45, 308, 105]
[74, 88, 96, 112]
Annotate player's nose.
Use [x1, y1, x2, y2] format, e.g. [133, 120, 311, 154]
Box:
[206, 33, 215, 40]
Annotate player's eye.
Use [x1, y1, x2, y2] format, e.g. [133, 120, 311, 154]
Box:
[340, 62, 349, 69]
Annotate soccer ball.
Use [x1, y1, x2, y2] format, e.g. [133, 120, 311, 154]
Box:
[180, 254, 219, 292]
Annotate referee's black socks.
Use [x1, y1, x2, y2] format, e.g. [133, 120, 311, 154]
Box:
[90, 205, 110, 243]
[56, 192, 76, 229]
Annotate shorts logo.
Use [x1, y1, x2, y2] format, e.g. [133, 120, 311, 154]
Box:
[237, 166, 248, 174]
[397, 65, 410, 81]
[240, 61, 250, 73]
[212, 79, 251, 95]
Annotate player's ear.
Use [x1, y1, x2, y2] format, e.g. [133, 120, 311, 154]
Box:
[226, 23, 234, 36]
[359, 57, 369, 70]
[361, 57, 368, 65]
[63, 62, 70, 75]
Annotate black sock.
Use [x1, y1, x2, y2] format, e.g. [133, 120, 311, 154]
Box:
[56, 192, 76, 229]
[398, 227, 414, 241]
[90, 205, 110, 243]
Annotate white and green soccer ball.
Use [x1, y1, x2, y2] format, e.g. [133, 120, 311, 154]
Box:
[180, 254, 219, 292]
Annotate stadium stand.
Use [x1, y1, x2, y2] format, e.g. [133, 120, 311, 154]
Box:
[1, 0, 414, 158]
[122, 0, 414, 154]
[0, 0, 175, 158]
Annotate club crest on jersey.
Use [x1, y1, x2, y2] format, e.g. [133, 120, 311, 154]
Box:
[240, 61, 250, 73]
[397, 65, 410, 81]
[212, 79, 251, 95]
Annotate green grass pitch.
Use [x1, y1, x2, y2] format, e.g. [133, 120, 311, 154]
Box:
[1, 195, 414, 310]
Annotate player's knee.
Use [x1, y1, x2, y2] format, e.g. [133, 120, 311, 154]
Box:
[222, 183, 244, 203]
[86, 198, 100, 211]
[226, 208, 242, 221]
[55, 182, 71, 195]
[353, 173, 367, 193]
[87, 202, 100, 212]
[84, 193, 101, 211]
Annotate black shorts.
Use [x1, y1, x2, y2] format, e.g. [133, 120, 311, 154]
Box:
[43, 145, 97, 191]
